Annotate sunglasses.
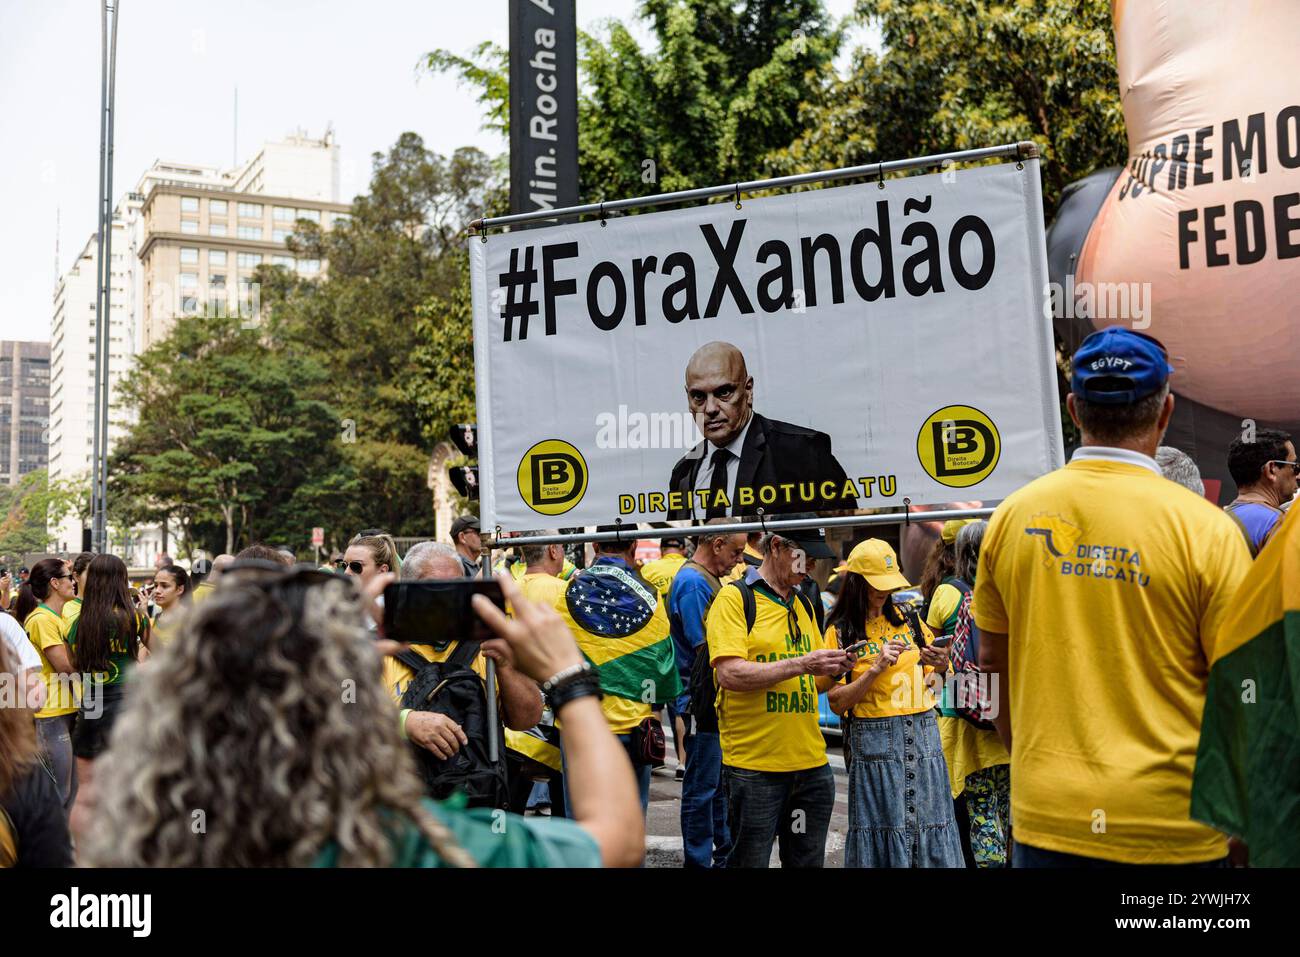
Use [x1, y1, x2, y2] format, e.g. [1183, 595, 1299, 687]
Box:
[1268, 460, 1300, 474]
[334, 560, 366, 574]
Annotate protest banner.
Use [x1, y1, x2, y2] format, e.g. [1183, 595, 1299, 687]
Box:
[470, 157, 1062, 532]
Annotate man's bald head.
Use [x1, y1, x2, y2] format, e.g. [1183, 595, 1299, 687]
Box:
[685, 341, 753, 448]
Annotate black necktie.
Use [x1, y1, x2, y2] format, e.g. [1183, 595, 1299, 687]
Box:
[706, 447, 733, 519]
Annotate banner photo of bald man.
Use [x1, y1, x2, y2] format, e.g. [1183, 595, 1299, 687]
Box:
[470, 161, 1063, 532]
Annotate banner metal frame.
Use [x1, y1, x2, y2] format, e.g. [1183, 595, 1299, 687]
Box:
[470, 141, 1038, 234]
[472, 140, 1043, 548]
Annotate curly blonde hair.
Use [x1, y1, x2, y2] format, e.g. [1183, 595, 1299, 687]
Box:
[82, 572, 473, 867]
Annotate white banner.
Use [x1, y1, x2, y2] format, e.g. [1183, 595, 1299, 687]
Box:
[470, 159, 1063, 532]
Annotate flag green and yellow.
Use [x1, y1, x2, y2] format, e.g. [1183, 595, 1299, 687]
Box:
[1191, 505, 1300, 866]
[555, 560, 682, 706]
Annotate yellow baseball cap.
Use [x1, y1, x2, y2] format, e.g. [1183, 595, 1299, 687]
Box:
[834, 539, 911, 591]
[941, 518, 978, 544]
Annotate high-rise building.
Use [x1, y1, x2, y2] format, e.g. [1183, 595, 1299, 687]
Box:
[48, 130, 346, 561]
[0, 341, 52, 487]
[48, 218, 135, 553]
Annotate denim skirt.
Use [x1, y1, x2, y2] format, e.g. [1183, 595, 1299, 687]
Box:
[844, 709, 966, 868]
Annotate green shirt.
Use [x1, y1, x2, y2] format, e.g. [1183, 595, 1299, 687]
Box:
[313, 795, 602, 868]
[67, 611, 145, 687]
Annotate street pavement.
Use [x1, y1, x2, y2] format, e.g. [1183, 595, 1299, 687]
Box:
[642, 726, 850, 868]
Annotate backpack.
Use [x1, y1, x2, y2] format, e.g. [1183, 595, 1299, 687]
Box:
[395, 641, 509, 810]
[693, 576, 817, 731]
[947, 580, 995, 729]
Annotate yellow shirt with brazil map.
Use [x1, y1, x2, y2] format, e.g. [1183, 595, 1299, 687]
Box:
[639, 552, 686, 598]
[707, 575, 832, 772]
[828, 615, 937, 719]
[26, 604, 77, 718]
[974, 454, 1252, 865]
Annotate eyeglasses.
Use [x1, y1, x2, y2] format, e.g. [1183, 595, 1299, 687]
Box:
[1268, 460, 1300, 475]
[334, 560, 366, 574]
[52, 573, 74, 581]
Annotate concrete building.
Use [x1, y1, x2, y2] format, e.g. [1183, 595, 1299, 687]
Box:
[48, 218, 136, 553]
[0, 341, 52, 487]
[47, 130, 346, 561]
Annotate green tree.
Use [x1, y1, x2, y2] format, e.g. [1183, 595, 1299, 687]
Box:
[115, 313, 347, 555]
[0, 469, 80, 558]
[771, 0, 1127, 214]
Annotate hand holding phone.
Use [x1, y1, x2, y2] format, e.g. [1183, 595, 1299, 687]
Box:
[384, 578, 506, 647]
[843, 639, 868, 658]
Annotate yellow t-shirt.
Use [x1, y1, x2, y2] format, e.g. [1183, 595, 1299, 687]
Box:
[62, 597, 82, 629]
[707, 578, 831, 772]
[925, 583, 963, 635]
[382, 641, 489, 705]
[191, 581, 217, 605]
[518, 572, 568, 610]
[828, 615, 937, 718]
[639, 552, 687, 597]
[974, 457, 1252, 864]
[26, 605, 77, 718]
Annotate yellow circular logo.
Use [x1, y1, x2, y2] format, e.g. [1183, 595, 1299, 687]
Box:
[517, 440, 588, 515]
[917, 405, 1000, 488]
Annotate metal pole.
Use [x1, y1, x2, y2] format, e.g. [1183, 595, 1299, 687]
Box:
[90, 1, 108, 554]
[482, 506, 996, 549]
[91, 1, 120, 554]
[469, 141, 1039, 233]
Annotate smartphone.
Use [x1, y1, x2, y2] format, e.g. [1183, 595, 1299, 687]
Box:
[930, 635, 953, 648]
[383, 578, 505, 648]
[843, 640, 868, 657]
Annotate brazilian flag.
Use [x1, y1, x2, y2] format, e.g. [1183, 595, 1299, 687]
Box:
[1191, 506, 1300, 866]
[557, 559, 682, 706]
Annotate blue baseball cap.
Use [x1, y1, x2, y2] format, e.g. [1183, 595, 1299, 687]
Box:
[1070, 326, 1173, 405]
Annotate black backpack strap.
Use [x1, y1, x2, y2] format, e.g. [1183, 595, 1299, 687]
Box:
[395, 649, 432, 674]
[794, 591, 817, 636]
[726, 578, 757, 634]
[446, 638, 484, 670]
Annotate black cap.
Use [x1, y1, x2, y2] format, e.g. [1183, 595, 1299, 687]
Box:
[450, 515, 480, 539]
[661, 536, 687, 549]
[769, 513, 834, 560]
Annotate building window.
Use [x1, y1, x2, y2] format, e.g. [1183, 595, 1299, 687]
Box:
[209, 223, 227, 236]
[180, 295, 199, 315]
[237, 202, 263, 218]
[237, 225, 263, 240]
[272, 229, 291, 243]
[296, 209, 321, 224]
[180, 247, 199, 264]
[179, 272, 198, 288]
[210, 199, 228, 216]
[237, 253, 261, 268]
[209, 249, 227, 267]
[272, 255, 295, 269]
[331, 213, 350, 228]
[181, 220, 199, 234]
[209, 273, 226, 288]
[273, 206, 295, 222]
[181, 196, 199, 212]
[297, 259, 320, 275]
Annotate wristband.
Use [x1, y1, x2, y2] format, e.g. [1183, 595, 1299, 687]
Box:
[542, 660, 592, 693]
[399, 708, 413, 741]
[547, 670, 603, 714]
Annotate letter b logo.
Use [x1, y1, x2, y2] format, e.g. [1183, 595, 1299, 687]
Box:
[917, 405, 1001, 488]
[518, 440, 589, 515]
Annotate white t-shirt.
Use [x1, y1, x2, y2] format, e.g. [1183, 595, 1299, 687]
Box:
[1, 611, 40, 671]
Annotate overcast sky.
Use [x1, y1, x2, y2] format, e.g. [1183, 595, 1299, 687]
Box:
[0, 0, 864, 342]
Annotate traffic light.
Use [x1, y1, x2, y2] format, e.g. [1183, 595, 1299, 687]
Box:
[449, 424, 479, 499]
[449, 465, 480, 499]
[450, 424, 477, 457]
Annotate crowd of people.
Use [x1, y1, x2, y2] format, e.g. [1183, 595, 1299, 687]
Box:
[0, 326, 1288, 868]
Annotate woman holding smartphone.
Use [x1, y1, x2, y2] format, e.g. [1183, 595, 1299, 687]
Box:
[826, 539, 964, 868]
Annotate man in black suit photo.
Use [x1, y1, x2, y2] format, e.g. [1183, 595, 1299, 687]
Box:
[666, 341, 857, 520]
